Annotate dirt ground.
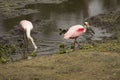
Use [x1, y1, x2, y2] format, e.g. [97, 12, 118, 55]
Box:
[0, 41, 120, 80]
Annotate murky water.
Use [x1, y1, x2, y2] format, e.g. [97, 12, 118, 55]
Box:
[1, 0, 120, 55]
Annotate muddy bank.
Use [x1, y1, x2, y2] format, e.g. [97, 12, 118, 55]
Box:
[87, 10, 120, 32]
[84, 10, 120, 40]
[0, 0, 68, 19]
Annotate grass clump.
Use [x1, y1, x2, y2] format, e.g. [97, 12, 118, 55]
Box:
[81, 40, 120, 53]
[80, 43, 93, 49]
[0, 44, 18, 63]
[59, 43, 74, 54]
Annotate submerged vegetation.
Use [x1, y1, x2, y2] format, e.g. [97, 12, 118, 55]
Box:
[0, 40, 37, 63]
[59, 43, 74, 54]
[0, 44, 18, 63]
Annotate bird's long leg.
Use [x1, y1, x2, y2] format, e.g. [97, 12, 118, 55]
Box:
[29, 37, 37, 52]
[23, 31, 28, 58]
[25, 32, 29, 53]
[25, 30, 37, 51]
[73, 39, 76, 50]
[74, 38, 80, 48]
[75, 40, 80, 47]
[22, 32, 26, 58]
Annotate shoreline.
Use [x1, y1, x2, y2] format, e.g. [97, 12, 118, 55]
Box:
[0, 40, 120, 80]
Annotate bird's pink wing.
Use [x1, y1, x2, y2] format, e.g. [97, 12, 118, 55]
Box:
[19, 20, 33, 30]
[64, 25, 84, 39]
[64, 29, 75, 39]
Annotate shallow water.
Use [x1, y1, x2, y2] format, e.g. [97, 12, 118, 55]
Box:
[1, 0, 120, 55]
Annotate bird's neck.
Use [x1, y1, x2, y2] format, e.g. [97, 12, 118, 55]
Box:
[26, 30, 37, 50]
[26, 29, 31, 39]
[83, 25, 88, 32]
[83, 25, 87, 29]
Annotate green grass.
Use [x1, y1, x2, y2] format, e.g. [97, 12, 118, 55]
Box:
[0, 40, 120, 80]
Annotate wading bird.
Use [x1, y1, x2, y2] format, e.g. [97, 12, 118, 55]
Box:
[64, 22, 94, 49]
[19, 20, 37, 52]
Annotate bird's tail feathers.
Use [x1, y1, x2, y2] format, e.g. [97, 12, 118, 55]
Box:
[64, 34, 70, 39]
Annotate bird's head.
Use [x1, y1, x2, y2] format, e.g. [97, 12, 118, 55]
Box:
[84, 22, 95, 34]
[84, 22, 90, 29]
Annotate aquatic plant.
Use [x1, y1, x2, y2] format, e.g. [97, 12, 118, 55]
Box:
[59, 43, 66, 54]
[0, 56, 7, 64]
[59, 43, 75, 54]
[29, 51, 37, 57]
[0, 44, 18, 63]
[59, 43, 94, 54]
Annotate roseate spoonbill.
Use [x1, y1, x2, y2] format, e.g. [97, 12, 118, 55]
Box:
[19, 20, 37, 51]
[64, 22, 93, 49]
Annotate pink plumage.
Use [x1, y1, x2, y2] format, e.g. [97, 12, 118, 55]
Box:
[64, 22, 90, 50]
[19, 20, 33, 31]
[64, 25, 85, 39]
[19, 20, 37, 51]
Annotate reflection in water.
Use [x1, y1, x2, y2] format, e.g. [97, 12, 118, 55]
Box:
[1, 0, 120, 54]
[88, 0, 104, 16]
[103, 0, 120, 10]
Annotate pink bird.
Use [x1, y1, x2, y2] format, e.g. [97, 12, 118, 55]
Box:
[64, 22, 90, 49]
[19, 20, 37, 51]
